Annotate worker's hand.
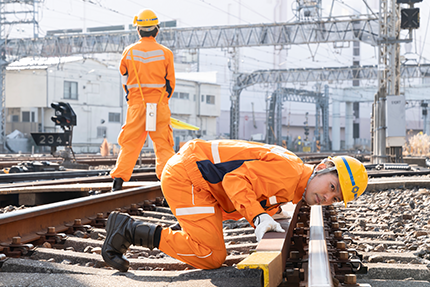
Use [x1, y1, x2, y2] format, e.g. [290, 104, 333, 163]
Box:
[272, 206, 292, 220]
[253, 213, 285, 242]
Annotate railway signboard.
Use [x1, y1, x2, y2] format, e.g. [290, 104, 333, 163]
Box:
[31, 132, 71, 147]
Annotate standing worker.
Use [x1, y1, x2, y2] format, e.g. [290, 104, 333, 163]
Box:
[102, 139, 368, 271]
[110, 8, 176, 191]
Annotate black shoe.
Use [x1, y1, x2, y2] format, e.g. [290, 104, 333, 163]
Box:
[162, 198, 169, 208]
[101, 211, 161, 272]
[112, 178, 124, 191]
[170, 222, 182, 231]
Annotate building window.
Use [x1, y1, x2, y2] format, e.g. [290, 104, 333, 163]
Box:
[179, 92, 189, 99]
[353, 123, 360, 139]
[201, 95, 205, 102]
[97, 126, 107, 138]
[11, 115, 19, 122]
[64, 81, 78, 99]
[22, 111, 30, 122]
[172, 92, 178, 98]
[206, 95, 215, 105]
[109, 112, 121, 123]
[193, 94, 196, 101]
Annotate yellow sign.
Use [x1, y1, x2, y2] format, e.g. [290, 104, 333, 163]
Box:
[303, 146, 311, 152]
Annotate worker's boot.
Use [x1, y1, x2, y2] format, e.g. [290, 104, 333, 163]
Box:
[170, 222, 182, 231]
[162, 197, 169, 208]
[112, 178, 124, 191]
[101, 211, 162, 272]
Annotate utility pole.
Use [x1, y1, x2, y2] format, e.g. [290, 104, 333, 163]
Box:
[0, 0, 39, 152]
[275, 83, 282, 146]
[373, 0, 420, 163]
[229, 48, 241, 139]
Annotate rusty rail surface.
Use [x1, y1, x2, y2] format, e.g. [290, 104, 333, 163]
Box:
[0, 155, 155, 168]
[0, 184, 162, 244]
[0, 167, 155, 184]
[0, 171, 157, 190]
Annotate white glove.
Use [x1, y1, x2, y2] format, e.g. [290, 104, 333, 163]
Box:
[253, 213, 285, 242]
[272, 206, 292, 220]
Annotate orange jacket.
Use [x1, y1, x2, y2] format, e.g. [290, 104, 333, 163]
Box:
[178, 139, 314, 225]
[120, 37, 175, 106]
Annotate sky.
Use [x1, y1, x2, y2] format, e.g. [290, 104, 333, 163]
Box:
[4, 0, 430, 118]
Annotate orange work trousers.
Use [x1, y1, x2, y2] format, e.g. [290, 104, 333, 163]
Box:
[159, 153, 227, 270]
[111, 101, 175, 181]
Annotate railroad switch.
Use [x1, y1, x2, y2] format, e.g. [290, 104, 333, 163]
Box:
[0, 236, 34, 258]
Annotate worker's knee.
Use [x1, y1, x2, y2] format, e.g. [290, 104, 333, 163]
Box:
[202, 249, 227, 270]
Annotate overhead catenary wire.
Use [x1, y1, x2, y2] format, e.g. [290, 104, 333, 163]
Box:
[231, 0, 273, 22]
[79, 0, 130, 17]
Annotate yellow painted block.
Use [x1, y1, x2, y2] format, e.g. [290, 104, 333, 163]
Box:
[237, 251, 282, 287]
[170, 117, 200, 130]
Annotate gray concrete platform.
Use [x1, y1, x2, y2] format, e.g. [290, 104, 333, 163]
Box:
[358, 279, 430, 287]
[0, 258, 262, 287]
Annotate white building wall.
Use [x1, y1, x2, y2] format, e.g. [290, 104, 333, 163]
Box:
[6, 58, 123, 153]
[5, 57, 221, 153]
[45, 60, 122, 152]
[170, 79, 221, 144]
[6, 69, 47, 108]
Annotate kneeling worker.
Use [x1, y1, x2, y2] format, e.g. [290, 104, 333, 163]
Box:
[102, 139, 368, 271]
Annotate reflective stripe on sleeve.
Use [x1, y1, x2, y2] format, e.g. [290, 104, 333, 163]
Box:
[269, 196, 277, 205]
[121, 74, 128, 85]
[176, 206, 215, 216]
[211, 141, 221, 164]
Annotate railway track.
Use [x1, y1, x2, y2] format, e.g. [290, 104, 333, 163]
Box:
[2, 168, 430, 286]
[0, 154, 155, 169]
[0, 167, 157, 206]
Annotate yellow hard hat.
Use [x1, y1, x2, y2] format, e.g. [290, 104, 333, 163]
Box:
[133, 9, 159, 27]
[330, 156, 368, 207]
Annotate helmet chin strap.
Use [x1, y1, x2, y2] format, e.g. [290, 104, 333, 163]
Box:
[302, 169, 316, 203]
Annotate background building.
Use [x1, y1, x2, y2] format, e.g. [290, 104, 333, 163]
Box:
[5, 57, 221, 153]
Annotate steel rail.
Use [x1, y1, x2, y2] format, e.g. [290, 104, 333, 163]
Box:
[0, 167, 154, 183]
[308, 205, 333, 287]
[0, 183, 162, 244]
[0, 157, 155, 168]
[0, 171, 157, 190]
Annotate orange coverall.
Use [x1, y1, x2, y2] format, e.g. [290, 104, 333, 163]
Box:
[111, 37, 176, 180]
[159, 139, 314, 269]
